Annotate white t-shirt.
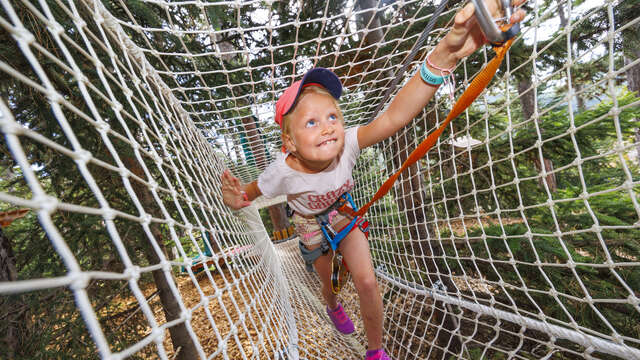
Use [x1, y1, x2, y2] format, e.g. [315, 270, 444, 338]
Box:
[257, 126, 361, 216]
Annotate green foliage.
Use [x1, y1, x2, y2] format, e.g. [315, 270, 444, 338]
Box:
[435, 91, 640, 219]
[431, 90, 640, 346]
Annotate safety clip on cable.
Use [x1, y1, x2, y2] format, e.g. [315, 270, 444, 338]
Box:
[471, 0, 521, 47]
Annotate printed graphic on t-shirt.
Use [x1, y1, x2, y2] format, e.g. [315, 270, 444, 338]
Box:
[304, 179, 353, 210]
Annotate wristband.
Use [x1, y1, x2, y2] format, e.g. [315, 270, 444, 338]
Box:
[424, 51, 457, 101]
[420, 62, 446, 85]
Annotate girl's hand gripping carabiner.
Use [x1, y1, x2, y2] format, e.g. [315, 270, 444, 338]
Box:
[471, 0, 521, 47]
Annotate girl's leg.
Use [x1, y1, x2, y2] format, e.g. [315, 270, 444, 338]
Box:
[308, 244, 355, 334]
[310, 248, 338, 309]
[339, 230, 383, 351]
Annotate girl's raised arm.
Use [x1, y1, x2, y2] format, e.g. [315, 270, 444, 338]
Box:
[357, 0, 526, 150]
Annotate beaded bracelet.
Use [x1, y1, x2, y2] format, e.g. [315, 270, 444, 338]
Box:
[425, 51, 456, 100]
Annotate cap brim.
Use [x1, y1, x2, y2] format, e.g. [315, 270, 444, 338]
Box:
[300, 67, 342, 100]
[284, 67, 342, 117]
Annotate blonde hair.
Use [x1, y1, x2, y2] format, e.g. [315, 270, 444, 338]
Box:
[281, 85, 343, 136]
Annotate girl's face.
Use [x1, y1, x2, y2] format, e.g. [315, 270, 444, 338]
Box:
[283, 91, 345, 172]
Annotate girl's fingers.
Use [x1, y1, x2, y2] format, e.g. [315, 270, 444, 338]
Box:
[222, 170, 240, 190]
[456, 2, 476, 26]
[232, 178, 243, 193]
[222, 170, 231, 185]
[221, 169, 249, 209]
[511, 9, 526, 23]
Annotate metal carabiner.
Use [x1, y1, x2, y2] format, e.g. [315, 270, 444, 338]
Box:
[471, 0, 521, 47]
[330, 252, 350, 294]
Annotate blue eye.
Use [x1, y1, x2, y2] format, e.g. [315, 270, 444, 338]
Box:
[329, 114, 337, 122]
[305, 119, 317, 128]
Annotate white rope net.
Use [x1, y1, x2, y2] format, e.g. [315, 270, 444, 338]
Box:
[1, 0, 639, 359]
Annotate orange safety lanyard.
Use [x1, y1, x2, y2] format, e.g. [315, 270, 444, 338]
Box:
[353, 39, 515, 217]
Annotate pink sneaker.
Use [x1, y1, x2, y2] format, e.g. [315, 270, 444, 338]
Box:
[365, 349, 391, 360]
[326, 303, 355, 334]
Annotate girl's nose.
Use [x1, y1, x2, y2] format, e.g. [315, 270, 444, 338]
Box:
[322, 120, 334, 134]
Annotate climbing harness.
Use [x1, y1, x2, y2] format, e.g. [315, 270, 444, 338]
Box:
[317, 193, 369, 251]
[318, 193, 369, 294]
[297, 192, 369, 294]
[298, 240, 330, 272]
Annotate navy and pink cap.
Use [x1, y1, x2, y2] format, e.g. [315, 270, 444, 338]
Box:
[274, 67, 342, 128]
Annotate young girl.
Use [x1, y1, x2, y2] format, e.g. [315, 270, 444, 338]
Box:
[222, 1, 525, 358]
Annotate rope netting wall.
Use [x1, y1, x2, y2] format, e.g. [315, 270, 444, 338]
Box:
[1, 0, 639, 359]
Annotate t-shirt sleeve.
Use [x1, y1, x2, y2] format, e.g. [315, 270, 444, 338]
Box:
[257, 158, 287, 198]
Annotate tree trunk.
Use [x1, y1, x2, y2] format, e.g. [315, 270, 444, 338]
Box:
[575, 82, 586, 112]
[240, 115, 267, 171]
[518, 77, 536, 122]
[355, 0, 396, 91]
[636, 129, 640, 165]
[269, 203, 290, 235]
[533, 157, 557, 191]
[123, 157, 200, 360]
[0, 227, 22, 358]
[627, 53, 640, 93]
[557, 0, 568, 28]
[357, 1, 461, 356]
[0, 227, 18, 282]
[518, 77, 557, 192]
[626, 52, 640, 164]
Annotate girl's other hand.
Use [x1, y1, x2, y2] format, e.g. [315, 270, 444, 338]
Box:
[221, 169, 251, 210]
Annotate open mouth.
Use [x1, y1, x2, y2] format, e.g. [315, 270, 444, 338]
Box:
[318, 139, 337, 147]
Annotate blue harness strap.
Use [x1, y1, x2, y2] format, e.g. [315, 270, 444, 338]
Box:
[316, 192, 369, 251]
